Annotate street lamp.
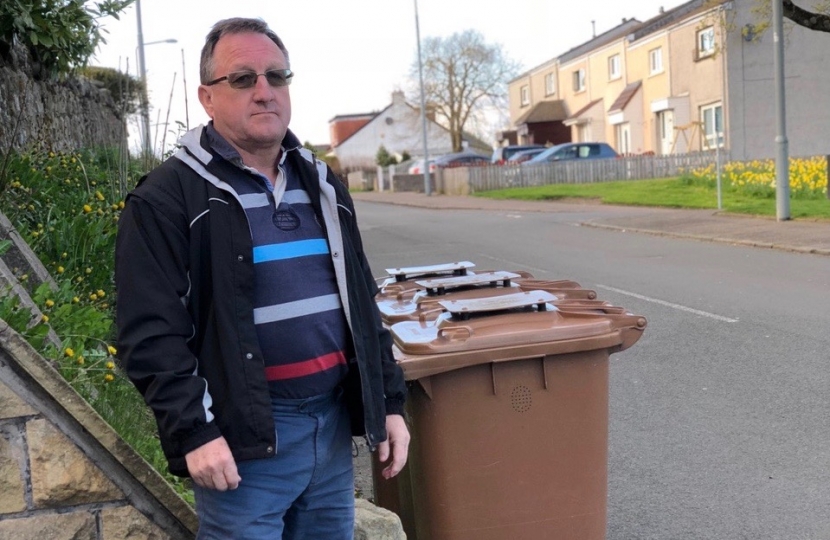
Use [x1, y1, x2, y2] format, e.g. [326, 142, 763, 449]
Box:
[136, 0, 177, 157]
[414, 0, 431, 196]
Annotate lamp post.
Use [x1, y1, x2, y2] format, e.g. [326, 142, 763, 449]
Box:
[136, 0, 177, 157]
[414, 0, 431, 196]
[772, 0, 790, 221]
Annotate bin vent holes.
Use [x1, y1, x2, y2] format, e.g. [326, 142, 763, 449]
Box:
[511, 386, 532, 413]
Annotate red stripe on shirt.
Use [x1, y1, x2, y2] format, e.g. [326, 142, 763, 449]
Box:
[264, 351, 347, 381]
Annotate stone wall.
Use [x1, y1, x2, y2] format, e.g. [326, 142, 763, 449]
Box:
[0, 320, 198, 539]
[0, 44, 126, 153]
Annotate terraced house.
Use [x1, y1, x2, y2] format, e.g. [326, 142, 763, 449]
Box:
[505, 0, 830, 161]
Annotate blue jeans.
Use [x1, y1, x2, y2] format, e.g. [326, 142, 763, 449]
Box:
[194, 389, 355, 539]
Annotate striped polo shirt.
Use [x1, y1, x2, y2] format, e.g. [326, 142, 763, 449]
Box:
[206, 125, 350, 399]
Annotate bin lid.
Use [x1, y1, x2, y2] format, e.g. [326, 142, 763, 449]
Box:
[391, 290, 647, 379]
[384, 261, 475, 282]
[415, 271, 521, 295]
[376, 273, 526, 325]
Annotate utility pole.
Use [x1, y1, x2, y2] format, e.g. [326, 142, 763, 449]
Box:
[772, 0, 790, 221]
[414, 0, 431, 196]
[136, 0, 151, 158]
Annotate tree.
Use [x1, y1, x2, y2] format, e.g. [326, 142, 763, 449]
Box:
[0, 0, 134, 77]
[410, 29, 519, 152]
[749, 0, 830, 34]
[375, 145, 398, 167]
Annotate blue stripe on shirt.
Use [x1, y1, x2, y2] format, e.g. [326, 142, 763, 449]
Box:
[253, 239, 330, 264]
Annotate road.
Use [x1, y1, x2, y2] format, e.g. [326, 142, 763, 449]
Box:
[354, 199, 830, 540]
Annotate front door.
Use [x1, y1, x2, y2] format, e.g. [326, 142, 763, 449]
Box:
[658, 110, 674, 155]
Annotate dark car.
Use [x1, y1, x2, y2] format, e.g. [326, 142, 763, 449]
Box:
[524, 142, 619, 165]
[430, 152, 490, 171]
[491, 144, 545, 165]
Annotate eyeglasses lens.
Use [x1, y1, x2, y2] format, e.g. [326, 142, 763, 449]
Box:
[226, 70, 292, 89]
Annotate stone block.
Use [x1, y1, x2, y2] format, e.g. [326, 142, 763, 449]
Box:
[0, 382, 35, 419]
[0, 511, 96, 540]
[0, 433, 26, 513]
[101, 505, 171, 540]
[27, 418, 122, 508]
[354, 497, 406, 540]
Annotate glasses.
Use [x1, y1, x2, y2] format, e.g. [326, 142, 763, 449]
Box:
[205, 69, 293, 89]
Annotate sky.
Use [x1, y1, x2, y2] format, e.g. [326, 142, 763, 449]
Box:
[92, 0, 680, 153]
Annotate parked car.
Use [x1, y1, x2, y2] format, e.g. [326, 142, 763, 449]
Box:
[523, 142, 619, 165]
[432, 151, 490, 170]
[407, 158, 436, 174]
[505, 147, 547, 164]
[491, 144, 545, 165]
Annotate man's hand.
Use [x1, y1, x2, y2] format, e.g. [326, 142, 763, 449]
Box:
[185, 437, 241, 491]
[377, 414, 410, 479]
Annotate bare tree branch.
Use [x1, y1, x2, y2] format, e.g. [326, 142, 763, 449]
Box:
[783, 0, 830, 32]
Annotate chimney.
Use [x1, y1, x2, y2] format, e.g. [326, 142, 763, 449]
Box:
[391, 90, 406, 105]
[659, 6, 664, 13]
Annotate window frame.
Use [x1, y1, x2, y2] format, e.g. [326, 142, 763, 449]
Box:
[649, 47, 663, 75]
[520, 85, 530, 106]
[700, 102, 724, 149]
[572, 68, 586, 92]
[697, 26, 716, 58]
[545, 73, 556, 96]
[608, 54, 621, 80]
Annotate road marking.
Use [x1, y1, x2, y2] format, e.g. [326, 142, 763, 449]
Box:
[596, 285, 739, 323]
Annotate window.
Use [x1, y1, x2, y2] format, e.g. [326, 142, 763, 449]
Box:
[608, 54, 621, 80]
[573, 69, 586, 92]
[545, 73, 556, 96]
[697, 26, 715, 58]
[520, 85, 529, 106]
[649, 47, 663, 75]
[701, 103, 724, 149]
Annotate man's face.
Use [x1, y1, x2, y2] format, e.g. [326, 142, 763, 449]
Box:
[198, 32, 291, 153]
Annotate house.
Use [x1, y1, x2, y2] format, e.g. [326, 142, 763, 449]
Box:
[330, 91, 492, 170]
[505, 0, 830, 161]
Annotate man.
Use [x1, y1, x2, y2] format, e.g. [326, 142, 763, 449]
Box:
[115, 17, 409, 539]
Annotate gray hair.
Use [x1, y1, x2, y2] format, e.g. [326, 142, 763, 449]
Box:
[200, 18, 290, 84]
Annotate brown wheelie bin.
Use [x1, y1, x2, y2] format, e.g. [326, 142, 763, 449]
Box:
[384, 290, 646, 540]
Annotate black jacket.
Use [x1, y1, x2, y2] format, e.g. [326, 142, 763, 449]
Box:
[115, 126, 405, 477]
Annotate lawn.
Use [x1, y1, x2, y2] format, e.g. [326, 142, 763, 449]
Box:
[476, 177, 830, 220]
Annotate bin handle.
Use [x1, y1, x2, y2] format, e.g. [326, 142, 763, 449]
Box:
[418, 306, 445, 323]
[437, 326, 473, 342]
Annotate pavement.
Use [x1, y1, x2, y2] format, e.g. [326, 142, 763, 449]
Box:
[351, 190, 830, 257]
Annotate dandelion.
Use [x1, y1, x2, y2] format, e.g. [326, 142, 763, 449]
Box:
[105, 361, 115, 370]
[104, 373, 115, 383]
[64, 347, 74, 357]
[41, 314, 49, 323]
[72, 296, 80, 303]
[96, 290, 106, 298]
[107, 345, 117, 355]
[119, 201, 125, 209]
[83, 204, 92, 213]
[90, 293, 98, 301]
[61, 252, 68, 259]
[57, 266, 65, 274]
[45, 299, 55, 308]
[85, 267, 92, 275]
[76, 357, 85, 366]
[95, 191, 105, 201]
